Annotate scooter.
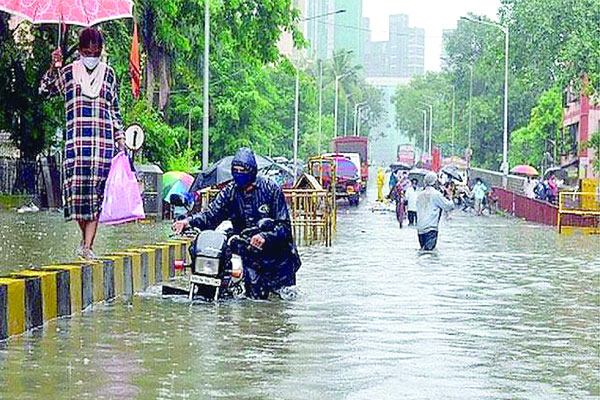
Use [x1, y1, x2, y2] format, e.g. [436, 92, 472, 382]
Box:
[162, 193, 272, 301]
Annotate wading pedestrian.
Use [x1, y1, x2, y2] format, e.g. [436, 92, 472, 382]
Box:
[404, 178, 419, 226]
[416, 172, 454, 251]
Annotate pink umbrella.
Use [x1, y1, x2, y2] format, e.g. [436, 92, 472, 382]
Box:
[0, 0, 133, 26]
[510, 164, 539, 177]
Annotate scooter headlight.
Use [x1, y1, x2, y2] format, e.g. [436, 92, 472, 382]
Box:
[195, 256, 219, 276]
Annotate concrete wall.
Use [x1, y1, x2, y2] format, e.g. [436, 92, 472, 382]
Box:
[469, 167, 528, 195]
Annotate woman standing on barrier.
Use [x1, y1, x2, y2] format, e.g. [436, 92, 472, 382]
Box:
[40, 27, 125, 260]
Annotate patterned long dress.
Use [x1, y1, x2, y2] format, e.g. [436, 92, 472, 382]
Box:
[40, 64, 124, 221]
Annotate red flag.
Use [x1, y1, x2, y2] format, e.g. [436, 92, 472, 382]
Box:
[129, 19, 141, 100]
[432, 147, 441, 172]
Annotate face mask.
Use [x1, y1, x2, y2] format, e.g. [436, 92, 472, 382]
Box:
[82, 56, 100, 70]
[232, 171, 254, 189]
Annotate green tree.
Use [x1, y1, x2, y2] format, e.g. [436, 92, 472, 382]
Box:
[0, 15, 63, 193]
[0, 0, 384, 178]
[499, 0, 600, 97]
[584, 132, 600, 174]
[509, 87, 563, 169]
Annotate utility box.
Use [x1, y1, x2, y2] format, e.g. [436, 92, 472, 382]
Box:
[137, 164, 163, 219]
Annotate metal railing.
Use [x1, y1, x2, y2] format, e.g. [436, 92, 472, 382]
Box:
[283, 189, 336, 247]
[493, 187, 558, 226]
[198, 185, 337, 247]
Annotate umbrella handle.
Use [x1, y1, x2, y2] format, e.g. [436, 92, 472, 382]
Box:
[55, 21, 65, 68]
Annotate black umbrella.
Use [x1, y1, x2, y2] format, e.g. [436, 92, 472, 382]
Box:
[543, 167, 566, 181]
[190, 154, 274, 191]
[408, 168, 429, 185]
[389, 161, 411, 172]
[441, 165, 464, 182]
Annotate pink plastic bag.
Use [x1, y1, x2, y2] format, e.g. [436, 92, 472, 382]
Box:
[99, 151, 145, 225]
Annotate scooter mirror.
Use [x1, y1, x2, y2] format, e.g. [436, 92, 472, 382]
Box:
[169, 193, 188, 207]
[257, 218, 275, 232]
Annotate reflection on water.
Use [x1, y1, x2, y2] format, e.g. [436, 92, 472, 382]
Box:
[0, 196, 599, 398]
[0, 210, 172, 272]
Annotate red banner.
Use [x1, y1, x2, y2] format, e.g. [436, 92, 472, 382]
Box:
[129, 20, 141, 99]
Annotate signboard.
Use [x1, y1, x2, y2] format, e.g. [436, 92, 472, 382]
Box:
[125, 124, 145, 151]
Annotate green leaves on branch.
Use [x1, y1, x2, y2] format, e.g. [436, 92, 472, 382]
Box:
[583, 132, 600, 174]
[509, 87, 563, 168]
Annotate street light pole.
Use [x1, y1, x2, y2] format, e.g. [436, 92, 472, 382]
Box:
[468, 63, 473, 152]
[357, 107, 363, 137]
[357, 105, 369, 136]
[334, 76, 340, 138]
[418, 101, 433, 156]
[354, 102, 367, 135]
[293, 67, 300, 175]
[344, 95, 351, 136]
[503, 26, 509, 177]
[429, 105, 433, 156]
[302, 8, 346, 21]
[451, 85, 455, 157]
[202, 0, 210, 169]
[461, 16, 509, 179]
[333, 72, 350, 138]
[422, 109, 427, 160]
[317, 59, 323, 154]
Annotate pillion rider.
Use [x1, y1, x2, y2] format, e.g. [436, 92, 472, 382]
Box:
[172, 147, 301, 299]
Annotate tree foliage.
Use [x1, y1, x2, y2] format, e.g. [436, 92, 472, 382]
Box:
[509, 87, 563, 168]
[584, 132, 600, 174]
[0, 1, 383, 175]
[394, 0, 599, 171]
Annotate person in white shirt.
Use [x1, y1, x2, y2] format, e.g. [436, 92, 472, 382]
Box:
[404, 178, 419, 226]
[416, 172, 454, 250]
[524, 177, 537, 199]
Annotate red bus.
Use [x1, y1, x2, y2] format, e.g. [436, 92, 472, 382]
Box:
[397, 145, 415, 166]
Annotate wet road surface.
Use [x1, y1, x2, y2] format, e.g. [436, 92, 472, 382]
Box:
[0, 193, 598, 399]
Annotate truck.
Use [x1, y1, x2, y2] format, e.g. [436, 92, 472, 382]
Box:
[332, 137, 369, 191]
[397, 144, 416, 167]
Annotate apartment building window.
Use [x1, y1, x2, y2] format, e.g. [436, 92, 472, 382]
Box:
[563, 122, 579, 155]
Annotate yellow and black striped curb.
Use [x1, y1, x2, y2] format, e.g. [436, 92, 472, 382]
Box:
[0, 238, 192, 341]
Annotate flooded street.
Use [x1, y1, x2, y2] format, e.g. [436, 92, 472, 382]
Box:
[0, 210, 172, 271]
[0, 191, 599, 399]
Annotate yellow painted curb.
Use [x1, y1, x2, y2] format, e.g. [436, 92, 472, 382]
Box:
[42, 264, 83, 313]
[1, 237, 196, 341]
[0, 278, 26, 337]
[12, 270, 58, 323]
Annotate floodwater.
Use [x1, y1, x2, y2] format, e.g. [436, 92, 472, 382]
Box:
[0, 210, 172, 271]
[0, 191, 599, 399]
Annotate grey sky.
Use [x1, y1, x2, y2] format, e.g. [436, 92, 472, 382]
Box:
[363, 0, 501, 71]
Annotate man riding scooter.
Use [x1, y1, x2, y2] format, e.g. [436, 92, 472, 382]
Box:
[172, 147, 301, 299]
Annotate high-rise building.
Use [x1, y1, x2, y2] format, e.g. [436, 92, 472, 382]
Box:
[305, 0, 364, 61]
[333, 0, 363, 62]
[363, 14, 424, 79]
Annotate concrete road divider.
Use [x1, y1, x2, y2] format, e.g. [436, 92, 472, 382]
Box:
[141, 245, 169, 283]
[0, 237, 194, 341]
[0, 278, 26, 338]
[107, 251, 143, 292]
[2, 275, 43, 332]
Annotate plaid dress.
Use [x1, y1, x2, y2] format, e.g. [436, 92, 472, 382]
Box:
[40, 64, 124, 221]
